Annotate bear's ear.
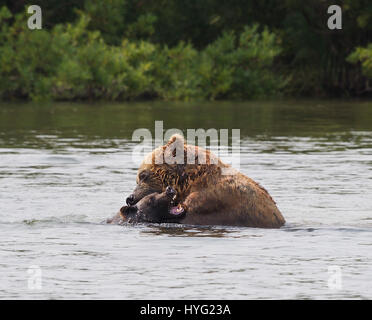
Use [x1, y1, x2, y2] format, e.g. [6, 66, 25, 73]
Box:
[166, 134, 185, 146]
[120, 205, 138, 217]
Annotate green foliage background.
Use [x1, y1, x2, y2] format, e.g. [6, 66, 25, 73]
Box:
[0, 0, 371, 101]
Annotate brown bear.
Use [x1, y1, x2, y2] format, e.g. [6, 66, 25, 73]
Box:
[118, 134, 285, 228]
[119, 186, 185, 224]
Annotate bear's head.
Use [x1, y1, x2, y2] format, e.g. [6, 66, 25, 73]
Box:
[121, 186, 185, 223]
[126, 168, 163, 206]
[126, 134, 186, 206]
[125, 133, 225, 206]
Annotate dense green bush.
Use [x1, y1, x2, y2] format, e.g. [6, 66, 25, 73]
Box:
[0, 6, 283, 101]
[0, 7, 157, 101]
[200, 25, 284, 99]
[348, 44, 372, 79]
[3, 0, 371, 97]
[152, 42, 202, 101]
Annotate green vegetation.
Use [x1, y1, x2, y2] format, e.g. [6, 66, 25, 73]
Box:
[0, 1, 371, 101]
[348, 45, 372, 79]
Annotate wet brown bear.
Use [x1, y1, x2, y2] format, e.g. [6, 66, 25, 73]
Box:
[122, 134, 285, 228]
[106, 186, 184, 225]
[118, 186, 185, 224]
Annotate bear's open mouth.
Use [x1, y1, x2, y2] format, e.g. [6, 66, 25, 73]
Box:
[169, 204, 184, 216]
[169, 191, 185, 216]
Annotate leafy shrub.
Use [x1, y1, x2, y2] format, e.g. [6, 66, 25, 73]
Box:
[347, 44, 372, 79]
[0, 6, 284, 101]
[200, 25, 284, 99]
[152, 42, 202, 100]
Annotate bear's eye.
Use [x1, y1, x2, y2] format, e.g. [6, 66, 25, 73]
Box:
[139, 170, 150, 181]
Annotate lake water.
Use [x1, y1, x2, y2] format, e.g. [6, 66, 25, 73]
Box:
[0, 100, 372, 299]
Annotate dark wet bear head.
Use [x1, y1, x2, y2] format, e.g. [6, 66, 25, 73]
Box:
[126, 169, 163, 206]
[125, 134, 187, 206]
[121, 187, 185, 223]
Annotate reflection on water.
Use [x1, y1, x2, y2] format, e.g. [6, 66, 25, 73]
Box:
[140, 224, 237, 238]
[0, 100, 372, 299]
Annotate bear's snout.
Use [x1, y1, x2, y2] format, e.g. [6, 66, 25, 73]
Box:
[165, 186, 176, 198]
[126, 194, 135, 205]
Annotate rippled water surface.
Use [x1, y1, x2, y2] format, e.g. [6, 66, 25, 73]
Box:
[1, 100, 372, 299]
